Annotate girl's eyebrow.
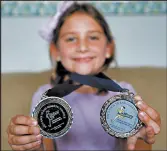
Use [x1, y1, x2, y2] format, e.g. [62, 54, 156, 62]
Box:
[60, 30, 104, 38]
[60, 32, 77, 38]
[87, 30, 103, 34]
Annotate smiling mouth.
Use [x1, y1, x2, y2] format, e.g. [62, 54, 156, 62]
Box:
[73, 57, 95, 63]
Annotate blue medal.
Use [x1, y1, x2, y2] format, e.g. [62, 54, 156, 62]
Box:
[100, 90, 143, 138]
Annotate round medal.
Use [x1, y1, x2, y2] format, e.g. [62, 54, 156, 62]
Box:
[32, 96, 73, 139]
[100, 92, 143, 138]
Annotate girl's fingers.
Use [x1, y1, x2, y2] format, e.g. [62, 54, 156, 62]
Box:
[8, 134, 42, 145]
[9, 125, 40, 135]
[11, 140, 42, 151]
[138, 111, 160, 135]
[127, 135, 138, 150]
[145, 126, 156, 144]
[11, 115, 37, 126]
[135, 97, 161, 124]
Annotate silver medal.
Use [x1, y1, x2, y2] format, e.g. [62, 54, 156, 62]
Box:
[100, 90, 143, 138]
[32, 95, 73, 139]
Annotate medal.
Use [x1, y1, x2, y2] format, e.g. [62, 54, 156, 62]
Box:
[100, 90, 143, 138]
[32, 81, 82, 139]
[32, 96, 73, 138]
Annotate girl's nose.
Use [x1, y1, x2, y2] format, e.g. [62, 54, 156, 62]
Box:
[77, 39, 89, 53]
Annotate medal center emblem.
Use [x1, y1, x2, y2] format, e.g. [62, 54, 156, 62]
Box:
[106, 100, 139, 133]
[38, 103, 68, 134]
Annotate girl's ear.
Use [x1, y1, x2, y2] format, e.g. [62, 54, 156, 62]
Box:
[105, 40, 115, 59]
[49, 42, 60, 61]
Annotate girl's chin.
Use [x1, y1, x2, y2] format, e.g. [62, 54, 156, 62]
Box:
[71, 67, 100, 75]
[73, 70, 93, 75]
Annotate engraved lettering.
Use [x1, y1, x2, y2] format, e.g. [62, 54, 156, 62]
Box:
[46, 110, 60, 127]
[52, 117, 62, 124]
[50, 122, 65, 130]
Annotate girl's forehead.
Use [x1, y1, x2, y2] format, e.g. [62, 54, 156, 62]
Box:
[59, 12, 104, 33]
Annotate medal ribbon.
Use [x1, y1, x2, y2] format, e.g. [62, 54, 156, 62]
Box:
[46, 72, 127, 97]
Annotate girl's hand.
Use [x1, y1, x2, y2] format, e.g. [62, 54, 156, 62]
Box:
[127, 95, 161, 150]
[7, 115, 43, 151]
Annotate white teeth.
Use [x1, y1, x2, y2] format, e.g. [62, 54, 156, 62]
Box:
[73, 57, 94, 62]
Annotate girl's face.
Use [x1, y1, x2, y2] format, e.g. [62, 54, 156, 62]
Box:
[57, 12, 111, 75]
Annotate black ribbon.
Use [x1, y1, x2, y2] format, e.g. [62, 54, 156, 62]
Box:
[46, 72, 126, 97]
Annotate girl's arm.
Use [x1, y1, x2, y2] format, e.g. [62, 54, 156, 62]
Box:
[40, 138, 56, 151]
[135, 139, 151, 150]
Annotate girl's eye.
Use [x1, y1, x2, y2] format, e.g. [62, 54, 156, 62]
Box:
[65, 37, 77, 42]
[89, 36, 99, 40]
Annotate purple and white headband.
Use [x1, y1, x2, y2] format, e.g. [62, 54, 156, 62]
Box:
[38, 1, 89, 42]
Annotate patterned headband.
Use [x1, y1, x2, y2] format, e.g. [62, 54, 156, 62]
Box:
[38, 1, 89, 42]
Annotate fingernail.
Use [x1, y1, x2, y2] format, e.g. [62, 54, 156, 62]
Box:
[37, 140, 41, 144]
[31, 118, 37, 126]
[134, 95, 142, 101]
[154, 125, 160, 134]
[139, 112, 146, 120]
[155, 127, 160, 134]
[136, 101, 146, 110]
[32, 121, 37, 126]
[36, 134, 42, 141]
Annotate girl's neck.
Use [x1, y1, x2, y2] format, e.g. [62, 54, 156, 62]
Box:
[75, 85, 98, 94]
[64, 74, 98, 94]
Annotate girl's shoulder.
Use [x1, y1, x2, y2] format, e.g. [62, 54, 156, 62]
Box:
[33, 84, 52, 98]
[30, 84, 52, 114]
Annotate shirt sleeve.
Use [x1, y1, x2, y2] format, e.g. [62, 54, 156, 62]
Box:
[30, 84, 51, 115]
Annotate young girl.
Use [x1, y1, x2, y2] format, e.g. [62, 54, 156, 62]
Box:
[7, 1, 161, 150]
